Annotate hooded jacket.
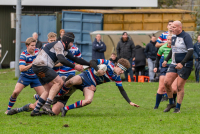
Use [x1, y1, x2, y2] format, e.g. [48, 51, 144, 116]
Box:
[135, 45, 146, 67]
[144, 41, 158, 61]
[116, 37, 135, 60]
[92, 38, 106, 60]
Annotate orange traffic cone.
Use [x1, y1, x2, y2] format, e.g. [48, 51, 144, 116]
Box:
[128, 75, 131, 82]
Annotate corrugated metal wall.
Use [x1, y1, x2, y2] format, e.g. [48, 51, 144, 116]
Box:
[0, 6, 114, 68]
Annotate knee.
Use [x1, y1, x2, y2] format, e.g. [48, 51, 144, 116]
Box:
[164, 81, 170, 88]
[65, 79, 73, 87]
[84, 99, 92, 105]
[177, 85, 183, 92]
[12, 91, 19, 98]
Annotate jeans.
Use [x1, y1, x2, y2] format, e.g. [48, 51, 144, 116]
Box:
[159, 56, 164, 70]
[195, 61, 200, 82]
[124, 58, 134, 81]
[148, 58, 156, 81]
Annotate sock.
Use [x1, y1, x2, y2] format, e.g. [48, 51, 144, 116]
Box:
[155, 93, 163, 108]
[64, 100, 82, 111]
[7, 96, 17, 111]
[45, 98, 53, 106]
[34, 94, 40, 101]
[169, 98, 174, 105]
[176, 103, 181, 109]
[17, 103, 31, 112]
[57, 85, 70, 96]
[173, 94, 177, 102]
[164, 93, 168, 97]
[33, 97, 46, 113]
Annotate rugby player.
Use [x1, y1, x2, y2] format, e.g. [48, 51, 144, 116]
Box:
[153, 35, 177, 109]
[5, 37, 44, 114]
[30, 32, 90, 116]
[155, 20, 174, 101]
[55, 58, 140, 116]
[162, 21, 193, 113]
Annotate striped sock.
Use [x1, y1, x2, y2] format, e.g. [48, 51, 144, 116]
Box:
[34, 94, 40, 101]
[45, 98, 53, 106]
[33, 97, 46, 113]
[57, 85, 70, 96]
[7, 96, 17, 111]
[64, 100, 82, 111]
[17, 103, 31, 112]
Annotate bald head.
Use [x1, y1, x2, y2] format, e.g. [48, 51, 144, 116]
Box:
[172, 21, 182, 35]
[32, 32, 38, 40]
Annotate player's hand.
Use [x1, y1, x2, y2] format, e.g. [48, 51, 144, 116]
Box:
[153, 68, 157, 73]
[175, 63, 183, 69]
[97, 70, 106, 76]
[74, 65, 84, 72]
[162, 61, 167, 67]
[130, 102, 140, 107]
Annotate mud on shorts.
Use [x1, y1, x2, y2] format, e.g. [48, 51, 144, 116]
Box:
[32, 65, 58, 85]
[166, 64, 192, 80]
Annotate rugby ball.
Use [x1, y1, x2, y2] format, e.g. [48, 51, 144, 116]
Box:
[93, 64, 107, 76]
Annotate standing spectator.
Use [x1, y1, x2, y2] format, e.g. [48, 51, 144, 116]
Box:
[193, 34, 200, 83]
[144, 35, 157, 82]
[92, 34, 106, 60]
[32, 32, 42, 49]
[57, 29, 65, 41]
[134, 45, 146, 82]
[109, 53, 119, 64]
[116, 32, 135, 82]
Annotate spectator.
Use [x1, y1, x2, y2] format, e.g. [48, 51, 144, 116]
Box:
[57, 29, 65, 41]
[92, 34, 106, 60]
[144, 35, 157, 82]
[32, 32, 42, 49]
[193, 34, 200, 83]
[134, 45, 146, 82]
[109, 53, 119, 64]
[116, 32, 135, 82]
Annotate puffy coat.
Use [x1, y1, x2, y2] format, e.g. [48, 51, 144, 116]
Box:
[116, 37, 135, 60]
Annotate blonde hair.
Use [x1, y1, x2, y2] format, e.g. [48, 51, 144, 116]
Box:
[25, 37, 36, 46]
[47, 32, 57, 39]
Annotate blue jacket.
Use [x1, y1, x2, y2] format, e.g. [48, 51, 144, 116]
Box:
[92, 38, 106, 60]
[193, 42, 200, 61]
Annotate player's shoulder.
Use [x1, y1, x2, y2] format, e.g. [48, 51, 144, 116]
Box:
[21, 50, 28, 56]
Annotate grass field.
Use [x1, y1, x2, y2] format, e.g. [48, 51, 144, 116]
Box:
[0, 69, 200, 134]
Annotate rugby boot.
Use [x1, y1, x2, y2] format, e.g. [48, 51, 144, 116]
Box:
[154, 106, 158, 109]
[161, 96, 168, 102]
[7, 108, 18, 115]
[60, 108, 68, 117]
[30, 111, 42, 116]
[42, 104, 55, 116]
[173, 108, 180, 113]
[163, 103, 176, 112]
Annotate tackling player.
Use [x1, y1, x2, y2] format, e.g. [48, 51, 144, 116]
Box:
[30, 32, 90, 116]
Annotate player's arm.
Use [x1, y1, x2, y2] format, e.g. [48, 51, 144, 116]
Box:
[89, 59, 105, 76]
[19, 54, 33, 72]
[154, 47, 163, 71]
[155, 42, 165, 48]
[54, 62, 63, 67]
[66, 51, 90, 66]
[19, 64, 33, 72]
[117, 86, 139, 107]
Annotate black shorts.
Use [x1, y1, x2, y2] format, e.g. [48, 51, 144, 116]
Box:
[57, 85, 84, 105]
[167, 64, 192, 80]
[160, 64, 170, 76]
[32, 65, 58, 85]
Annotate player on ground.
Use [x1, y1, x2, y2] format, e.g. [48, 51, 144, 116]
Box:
[5, 37, 44, 114]
[162, 21, 193, 113]
[153, 35, 177, 109]
[55, 58, 139, 116]
[30, 32, 90, 116]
